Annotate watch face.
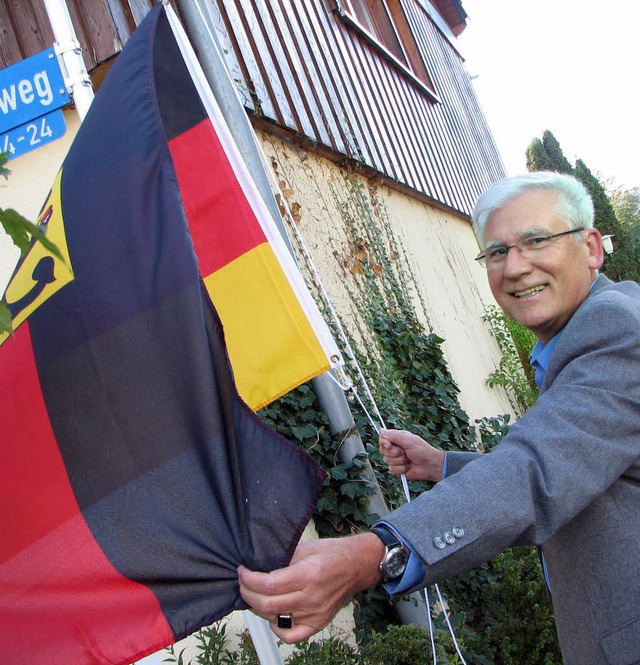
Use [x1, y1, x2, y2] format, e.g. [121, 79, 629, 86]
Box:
[383, 547, 408, 579]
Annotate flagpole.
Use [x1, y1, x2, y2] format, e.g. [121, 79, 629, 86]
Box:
[42, 0, 94, 121]
[243, 612, 286, 665]
[176, 0, 429, 634]
[161, 6, 288, 662]
[173, 0, 292, 255]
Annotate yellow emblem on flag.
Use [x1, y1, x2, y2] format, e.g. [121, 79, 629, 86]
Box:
[1, 170, 73, 346]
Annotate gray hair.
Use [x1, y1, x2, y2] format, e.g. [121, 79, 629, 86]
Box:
[471, 171, 595, 244]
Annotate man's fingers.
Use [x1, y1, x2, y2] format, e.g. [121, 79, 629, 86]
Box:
[382, 443, 410, 476]
[238, 566, 304, 611]
[267, 616, 328, 644]
[240, 569, 335, 643]
[392, 466, 409, 477]
[243, 605, 326, 644]
[239, 535, 382, 644]
[238, 566, 327, 624]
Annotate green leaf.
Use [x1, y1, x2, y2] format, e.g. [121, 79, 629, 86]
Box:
[291, 423, 316, 440]
[0, 151, 10, 179]
[329, 464, 348, 480]
[340, 482, 361, 499]
[0, 207, 64, 262]
[0, 301, 13, 335]
[316, 492, 337, 513]
[0, 207, 31, 254]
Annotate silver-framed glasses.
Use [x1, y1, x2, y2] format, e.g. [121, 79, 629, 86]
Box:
[475, 227, 585, 269]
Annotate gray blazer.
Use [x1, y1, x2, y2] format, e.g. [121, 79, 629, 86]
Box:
[387, 275, 640, 665]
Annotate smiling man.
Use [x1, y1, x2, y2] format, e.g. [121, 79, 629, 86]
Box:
[479, 187, 601, 342]
[239, 172, 640, 665]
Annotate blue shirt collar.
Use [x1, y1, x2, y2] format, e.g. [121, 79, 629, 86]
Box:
[528, 277, 599, 388]
[530, 334, 562, 388]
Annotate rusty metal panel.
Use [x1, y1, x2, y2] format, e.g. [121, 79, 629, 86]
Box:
[0, 1, 52, 67]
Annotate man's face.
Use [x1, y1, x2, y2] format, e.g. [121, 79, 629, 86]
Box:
[483, 189, 604, 343]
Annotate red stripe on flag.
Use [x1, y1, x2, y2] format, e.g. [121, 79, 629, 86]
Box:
[1, 512, 174, 665]
[169, 119, 268, 275]
[0, 325, 78, 562]
[0, 326, 173, 663]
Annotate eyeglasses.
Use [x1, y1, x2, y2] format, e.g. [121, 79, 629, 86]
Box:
[475, 227, 585, 269]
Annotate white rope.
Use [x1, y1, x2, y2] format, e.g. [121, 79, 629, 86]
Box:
[350, 380, 467, 665]
[252, 137, 466, 665]
[328, 370, 466, 664]
[436, 584, 467, 664]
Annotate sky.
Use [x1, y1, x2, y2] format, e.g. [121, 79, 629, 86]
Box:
[456, 0, 639, 191]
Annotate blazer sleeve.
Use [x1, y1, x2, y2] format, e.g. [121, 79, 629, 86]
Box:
[444, 451, 483, 476]
[385, 285, 640, 588]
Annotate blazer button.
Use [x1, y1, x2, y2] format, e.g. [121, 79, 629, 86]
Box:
[433, 536, 446, 549]
[444, 531, 456, 545]
[452, 527, 464, 539]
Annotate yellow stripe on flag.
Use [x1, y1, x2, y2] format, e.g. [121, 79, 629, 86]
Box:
[204, 242, 331, 411]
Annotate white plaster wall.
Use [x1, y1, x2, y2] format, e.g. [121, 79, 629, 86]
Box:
[386, 191, 514, 422]
[257, 131, 513, 426]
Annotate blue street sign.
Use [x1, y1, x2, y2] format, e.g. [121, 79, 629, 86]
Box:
[0, 47, 70, 134]
[0, 109, 67, 160]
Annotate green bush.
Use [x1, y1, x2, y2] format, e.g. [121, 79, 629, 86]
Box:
[285, 637, 358, 665]
[362, 623, 465, 665]
[442, 546, 561, 665]
[164, 623, 258, 665]
[165, 622, 473, 665]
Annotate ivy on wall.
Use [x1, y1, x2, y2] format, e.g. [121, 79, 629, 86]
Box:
[266, 158, 479, 506]
[261, 159, 476, 634]
[259, 155, 561, 663]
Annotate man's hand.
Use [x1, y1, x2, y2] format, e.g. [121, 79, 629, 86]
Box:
[379, 428, 445, 482]
[238, 532, 384, 643]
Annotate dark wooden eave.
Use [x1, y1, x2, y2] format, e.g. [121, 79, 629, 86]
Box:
[0, 0, 178, 71]
[432, 0, 467, 36]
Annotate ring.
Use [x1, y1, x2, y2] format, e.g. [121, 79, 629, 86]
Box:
[276, 613, 293, 629]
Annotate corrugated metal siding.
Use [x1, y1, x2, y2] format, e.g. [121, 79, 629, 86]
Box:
[1, 0, 505, 217]
[209, 0, 505, 216]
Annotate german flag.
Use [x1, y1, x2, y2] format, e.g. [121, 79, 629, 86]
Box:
[161, 7, 339, 412]
[0, 6, 325, 663]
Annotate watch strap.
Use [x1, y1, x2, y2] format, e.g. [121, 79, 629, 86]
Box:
[371, 524, 409, 581]
[371, 524, 402, 549]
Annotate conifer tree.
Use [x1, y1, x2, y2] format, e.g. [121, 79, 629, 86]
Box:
[526, 131, 573, 174]
[574, 159, 618, 236]
[614, 188, 640, 277]
[541, 130, 573, 174]
[604, 185, 640, 283]
[526, 137, 554, 172]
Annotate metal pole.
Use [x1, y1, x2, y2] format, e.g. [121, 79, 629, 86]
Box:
[177, 0, 428, 632]
[311, 373, 429, 628]
[42, 0, 94, 121]
[243, 612, 286, 665]
[174, 0, 291, 252]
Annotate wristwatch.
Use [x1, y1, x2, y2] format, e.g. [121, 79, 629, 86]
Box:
[371, 525, 409, 582]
